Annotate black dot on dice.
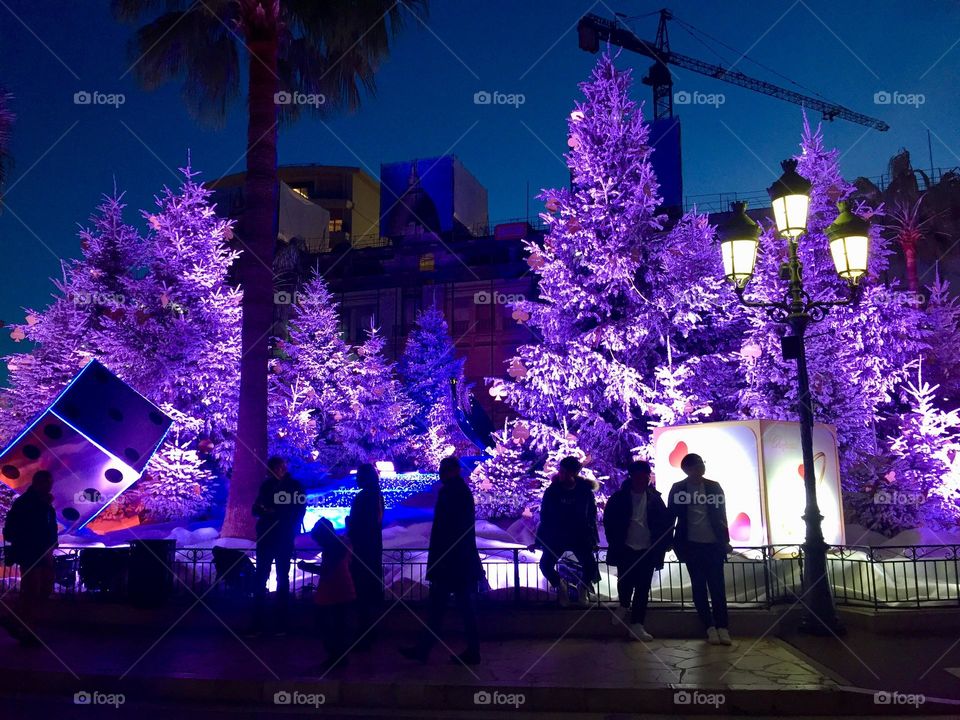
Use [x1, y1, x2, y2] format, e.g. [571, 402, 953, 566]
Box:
[62, 507, 80, 522]
[82, 488, 100, 502]
[148, 411, 164, 426]
[33, 470, 52, 484]
[23, 445, 41, 460]
[1, 465, 19, 479]
[108, 407, 124, 422]
[43, 423, 63, 440]
[124, 448, 141, 463]
[104, 468, 124, 484]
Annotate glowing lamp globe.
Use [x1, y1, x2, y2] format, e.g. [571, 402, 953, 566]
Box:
[825, 201, 871, 284]
[719, 201, 761, 288]
[767, 159, 811, 237]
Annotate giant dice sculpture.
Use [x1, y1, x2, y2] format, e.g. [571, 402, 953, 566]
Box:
[0, 360, 172, 533]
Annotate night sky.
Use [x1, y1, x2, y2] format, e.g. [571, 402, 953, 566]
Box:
[1, 1, 958, 366]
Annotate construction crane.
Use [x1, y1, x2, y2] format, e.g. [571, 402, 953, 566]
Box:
[578, 9, 889, 132]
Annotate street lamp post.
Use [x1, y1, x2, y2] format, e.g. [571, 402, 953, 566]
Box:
[719, 159, 871, 635]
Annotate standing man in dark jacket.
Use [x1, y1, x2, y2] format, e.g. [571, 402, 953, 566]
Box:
[0, 470, 58, 647]
[603, 460, 672, 641]
[536, 456, 599, 606]
[667, 453, 732, 645]
[346, 463, 384, 649]
[401, 456, 484, 666]
[249, 456, 306, 635]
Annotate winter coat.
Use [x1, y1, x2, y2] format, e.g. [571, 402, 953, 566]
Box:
[3, 486, 58, 567]
[426, 475, 485, 590]
[535, 476, 599, 553]
[347, 488, 384, 600]
[603, 483, 673, 569]
[312, 542, 357, 607]
[667, 478, 731, 561]
[252, 474, 307, 546]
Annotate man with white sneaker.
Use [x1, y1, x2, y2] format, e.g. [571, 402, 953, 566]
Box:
[602, 460, 673, 642]
[667, 453, 733, 646]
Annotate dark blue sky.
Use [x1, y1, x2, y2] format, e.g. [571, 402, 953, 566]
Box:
[1, 0, 958, 356]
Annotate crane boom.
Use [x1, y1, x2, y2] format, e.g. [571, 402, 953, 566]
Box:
[578, 12, 889, 132]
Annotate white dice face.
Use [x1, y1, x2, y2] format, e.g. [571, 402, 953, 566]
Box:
[0, 361, 171, 533]
[1, 410, 140, 532]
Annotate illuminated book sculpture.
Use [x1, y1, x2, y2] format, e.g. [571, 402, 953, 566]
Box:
[652, 420, 845, 546]
[0, 360, 172, 533]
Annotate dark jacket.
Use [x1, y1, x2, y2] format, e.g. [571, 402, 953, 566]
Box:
[347, 487, 385, 599]
[347, 487, 384, 562]
[3, 486, 58, 567]
[536, 476, 599, 552]
[667, 478, 730, 561]
[252, 474, 307, 545]
[603, 483, 673, 569]
[426, 475, 485, 589]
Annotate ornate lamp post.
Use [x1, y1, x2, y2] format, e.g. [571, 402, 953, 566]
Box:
[719, 159, 870, 635]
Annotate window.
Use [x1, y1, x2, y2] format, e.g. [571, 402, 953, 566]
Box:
[329, 218, 344, 233]
[419, 253, 435, 272]
[289, 183, 311, 198]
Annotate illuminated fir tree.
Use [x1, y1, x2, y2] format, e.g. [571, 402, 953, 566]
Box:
[737, 116, 926, 480]
[336, 323, 414, 466]
[268, 271, 353, 470]
[399, 304, 465, 468]
[473, 53, 739, 517]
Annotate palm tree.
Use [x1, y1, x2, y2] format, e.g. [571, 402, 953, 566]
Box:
[113, 0, 427, 537]
[887, 196, 928, 296]
[0, 88, 13, 206]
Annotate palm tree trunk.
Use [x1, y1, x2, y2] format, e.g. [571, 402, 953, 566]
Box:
[903, 242, 920, 297]
[221, 28, 279, 539]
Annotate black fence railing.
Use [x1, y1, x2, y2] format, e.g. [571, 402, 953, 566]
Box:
[1, 544, 959, 610]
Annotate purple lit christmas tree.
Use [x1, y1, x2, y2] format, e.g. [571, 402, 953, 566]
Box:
[399, 304, 466, 468]
[471, 53, 740, 517]
[737, 117, 927, 480]
[268, 271, 353, 471]
[2, 167, 240, 522]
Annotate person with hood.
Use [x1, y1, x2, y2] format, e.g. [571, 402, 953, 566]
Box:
[401, 456, 484, 666]
[346, 463, 384, 648]
[667, 453, 733, 646]
[536, 455, 600, 606]
[249, 456, 307, 636]
[298, 518, 356, 673]
[0, 470, 58, 647]
[603, 460, 672, 641]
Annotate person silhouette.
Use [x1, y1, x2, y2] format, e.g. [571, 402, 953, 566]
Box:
[667, 453, 733, 645]
[400, 456, 484, 666]
[0, 471, 58, 647]
[346, 463, 384, 649]
[536, 456, 600, 606]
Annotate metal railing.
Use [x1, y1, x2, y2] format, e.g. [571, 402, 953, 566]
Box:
[1, 544, 958, 610]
